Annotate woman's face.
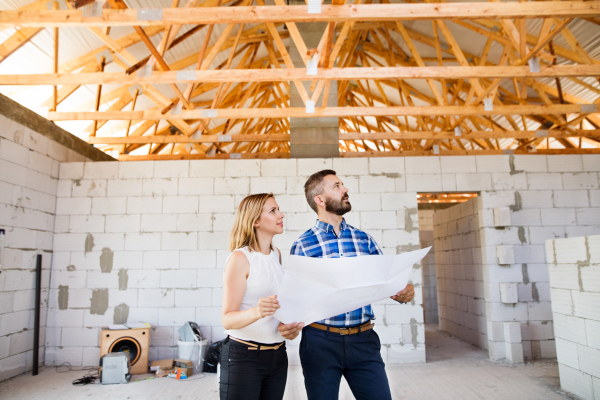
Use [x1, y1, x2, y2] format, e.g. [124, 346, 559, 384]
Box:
[254, 197, 284, 235]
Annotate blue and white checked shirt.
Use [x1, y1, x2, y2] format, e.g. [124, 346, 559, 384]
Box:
[290, 218, 382, 327]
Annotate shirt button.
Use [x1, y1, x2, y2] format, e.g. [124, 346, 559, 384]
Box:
[340, 254, 343, 256]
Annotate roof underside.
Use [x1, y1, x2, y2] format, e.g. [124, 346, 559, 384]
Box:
[0, 0, 599, 160]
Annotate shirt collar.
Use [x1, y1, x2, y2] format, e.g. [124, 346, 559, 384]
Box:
[315, 218, 348, 234]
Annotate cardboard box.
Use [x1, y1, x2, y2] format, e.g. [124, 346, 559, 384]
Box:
[173, 359, 193, 377]
[150, 359, 174, 373]
[150, 359, 193, 377]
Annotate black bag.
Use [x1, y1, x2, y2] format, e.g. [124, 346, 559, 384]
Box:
[203, 339, 225, 373]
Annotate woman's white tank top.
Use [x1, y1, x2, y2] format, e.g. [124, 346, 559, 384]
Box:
[224, 246, 285, 344]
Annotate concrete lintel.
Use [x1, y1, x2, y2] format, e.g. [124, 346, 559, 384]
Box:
[0, 93, 115, 162]
[291, 144, 339, 158]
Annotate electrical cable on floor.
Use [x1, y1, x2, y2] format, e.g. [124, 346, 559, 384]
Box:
[54, 362, 207, 384]
[54, 362, 100, 386]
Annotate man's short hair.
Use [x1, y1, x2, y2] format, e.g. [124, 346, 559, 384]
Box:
[304, 169, 337, 213]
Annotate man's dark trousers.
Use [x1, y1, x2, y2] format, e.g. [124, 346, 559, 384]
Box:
[299, 325, 392, 400]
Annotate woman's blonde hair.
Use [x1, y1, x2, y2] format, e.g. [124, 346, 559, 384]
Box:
[228, 193, 275, 252]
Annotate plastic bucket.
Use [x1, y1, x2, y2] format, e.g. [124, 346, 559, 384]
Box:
[177, 339, 208, 373]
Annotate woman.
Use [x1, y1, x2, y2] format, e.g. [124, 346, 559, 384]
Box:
[221, 193, 303, 400]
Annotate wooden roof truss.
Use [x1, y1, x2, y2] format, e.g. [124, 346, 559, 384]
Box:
[0, 0, 599, 159]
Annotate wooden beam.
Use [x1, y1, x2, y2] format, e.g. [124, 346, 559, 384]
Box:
[52, 1, 59, 112]
[118, 151, 290, 160]
[132, 25, 193, 110]
[339, 130, 599, 140]
[89, 129, 600, 144]
[6, 65, 600, 86]
[91, 133, 290, 144]
[49, 104, 599, 121]
[0, 0, 50, 64]
[91, 56, 106, 137]
[339, 148, 600, 157]
[0, 28, 42, 64]
[116, 147, 600, 161]
[2, 2, 600, 27]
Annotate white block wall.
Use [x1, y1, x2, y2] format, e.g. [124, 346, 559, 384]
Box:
[48, 158, 427, 367]
[476, 155, 600, 362]
[434, 198, 487, 349]
[433, 155, 599, 362]
[546, 235, 600, 400]
[0, 114, 92, 381]
[1, 152, 594, 376]
[419, 209, 438, 324]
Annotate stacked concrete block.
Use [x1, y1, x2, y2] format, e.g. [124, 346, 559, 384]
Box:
[419, 209, 438, 324]
[504, 322, 524, 363]
[500, 283, 518, 304]
[547, 235, 600, 400]
[0, 114, 94, 381]
[493, 207, 511, 227]
[496, 246, 515, 265]
[433, 198, 487, 349]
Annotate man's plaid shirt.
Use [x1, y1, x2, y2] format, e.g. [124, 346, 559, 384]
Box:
[290, 218, 382, 327]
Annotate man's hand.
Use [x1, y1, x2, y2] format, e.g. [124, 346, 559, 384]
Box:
[278, 322, 305, 340]
[390, 284, 415, 303]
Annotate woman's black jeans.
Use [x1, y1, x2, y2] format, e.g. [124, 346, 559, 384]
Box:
[220, 337, 288, 400]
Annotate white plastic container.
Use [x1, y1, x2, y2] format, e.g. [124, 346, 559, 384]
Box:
[177, 339, 208, 373]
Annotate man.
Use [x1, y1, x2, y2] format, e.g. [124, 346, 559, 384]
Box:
[279, 169, 415, 400]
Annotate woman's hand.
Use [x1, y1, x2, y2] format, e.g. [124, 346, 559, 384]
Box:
[255, 295, 280, 318]
[278, 322, 304, 340]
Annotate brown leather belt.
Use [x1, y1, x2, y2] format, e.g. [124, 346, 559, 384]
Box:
[308, 322, 374, 335]
[229, 336, 285, 350]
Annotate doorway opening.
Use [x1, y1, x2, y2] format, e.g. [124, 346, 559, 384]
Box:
[418, 193, 486, 355]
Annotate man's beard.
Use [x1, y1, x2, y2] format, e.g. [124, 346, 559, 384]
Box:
[325, 194, 352, 216]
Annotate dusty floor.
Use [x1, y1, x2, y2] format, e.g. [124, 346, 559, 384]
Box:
[0, 325, 575, 400]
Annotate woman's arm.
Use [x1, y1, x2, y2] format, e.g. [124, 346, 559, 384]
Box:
[221, 251, 280, 330]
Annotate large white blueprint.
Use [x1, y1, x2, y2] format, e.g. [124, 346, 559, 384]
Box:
[274, 247, 431, 325]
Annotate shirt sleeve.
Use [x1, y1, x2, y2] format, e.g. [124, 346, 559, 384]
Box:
[290, 240, 306, 256]
[367, 234, 383, 255]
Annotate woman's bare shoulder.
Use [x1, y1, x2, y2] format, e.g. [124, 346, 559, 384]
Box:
[225, 250, 250, 273]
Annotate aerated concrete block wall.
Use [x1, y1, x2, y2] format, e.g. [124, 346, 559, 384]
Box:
[434, 198, 486, 348]
[418, 210, 438, 324]
[47, 157, 426, 367]
[11, 153, 597, 373]
[546, 235, 600, 400]
[0, 114, 93, 381]
[432, 155, 599, 363]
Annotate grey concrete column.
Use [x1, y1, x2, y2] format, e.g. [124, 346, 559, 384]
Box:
[287, 3, 339, 158]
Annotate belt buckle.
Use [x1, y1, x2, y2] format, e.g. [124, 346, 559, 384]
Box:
[339, 328, 350, 336]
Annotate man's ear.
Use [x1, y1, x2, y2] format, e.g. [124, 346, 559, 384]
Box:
[314, 195, 325, 208]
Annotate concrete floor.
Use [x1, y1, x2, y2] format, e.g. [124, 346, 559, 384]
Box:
[0, 325, 574, 400]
